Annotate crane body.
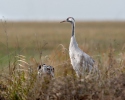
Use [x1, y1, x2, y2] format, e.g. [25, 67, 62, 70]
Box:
[60, 17, 95, 77]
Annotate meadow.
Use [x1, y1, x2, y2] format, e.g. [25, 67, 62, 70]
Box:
[0, 21, 125, 100]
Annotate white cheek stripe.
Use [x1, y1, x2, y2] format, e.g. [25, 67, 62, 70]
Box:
[69, 18, 71, 21]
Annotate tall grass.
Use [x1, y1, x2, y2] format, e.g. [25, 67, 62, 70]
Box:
[0, 21, 125, 100]
[0, 45, 125, 100]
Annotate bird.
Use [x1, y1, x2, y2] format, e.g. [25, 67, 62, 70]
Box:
[60, 17, 95, 77]
[37, 64, 54, 78]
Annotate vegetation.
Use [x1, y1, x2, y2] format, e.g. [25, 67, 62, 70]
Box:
[0, 21, 125, 100]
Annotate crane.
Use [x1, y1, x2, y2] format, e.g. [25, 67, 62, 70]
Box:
[38, 64, 54, 78]
[60, 17, 95, 77]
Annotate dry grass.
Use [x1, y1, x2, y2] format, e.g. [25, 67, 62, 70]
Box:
[0, 21, 125, 100]
[0, 21, 125, 55]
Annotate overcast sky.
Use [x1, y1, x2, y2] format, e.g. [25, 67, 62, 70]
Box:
[0, 0, 125, 21]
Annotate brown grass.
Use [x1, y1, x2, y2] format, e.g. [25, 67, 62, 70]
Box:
[0, 21, 125, 55]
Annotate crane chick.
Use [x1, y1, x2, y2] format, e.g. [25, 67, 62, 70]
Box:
[37, 64, 54, 78]
[60, 17, 95, 78]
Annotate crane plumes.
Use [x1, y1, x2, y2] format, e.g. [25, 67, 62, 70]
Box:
[60, 17, 95, 77]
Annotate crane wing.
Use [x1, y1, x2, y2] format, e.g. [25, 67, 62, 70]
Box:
[78, 51, 95, 71]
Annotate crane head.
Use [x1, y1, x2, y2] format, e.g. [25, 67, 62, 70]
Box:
[60, 17, 75, 23]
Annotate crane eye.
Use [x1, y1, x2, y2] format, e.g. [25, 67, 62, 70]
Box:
[67, 17, 72, 21]
[67, 18, 70, 21]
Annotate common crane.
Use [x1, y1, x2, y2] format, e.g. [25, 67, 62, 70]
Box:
[60, 17, 95, 77]
[38, 64, 54, 78]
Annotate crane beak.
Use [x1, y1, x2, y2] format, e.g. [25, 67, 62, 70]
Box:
[60, 20, 66, 23]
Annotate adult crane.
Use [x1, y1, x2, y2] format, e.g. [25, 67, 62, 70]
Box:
[60, 17, 95, 77]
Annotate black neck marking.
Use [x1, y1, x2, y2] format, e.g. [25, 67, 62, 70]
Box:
[71, 22, 75, 37]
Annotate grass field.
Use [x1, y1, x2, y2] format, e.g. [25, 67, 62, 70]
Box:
[0, 21, 125, 64]
[0, 21, 125, 100]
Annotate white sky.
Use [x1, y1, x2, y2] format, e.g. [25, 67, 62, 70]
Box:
[0, 0, 125, 21]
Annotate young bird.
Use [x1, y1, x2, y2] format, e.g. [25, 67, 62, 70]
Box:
[37, 64, 54, 78]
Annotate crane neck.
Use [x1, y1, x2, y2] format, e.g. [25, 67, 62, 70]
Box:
[70, 22, 78, 48]
[71, 22, 75, 37]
